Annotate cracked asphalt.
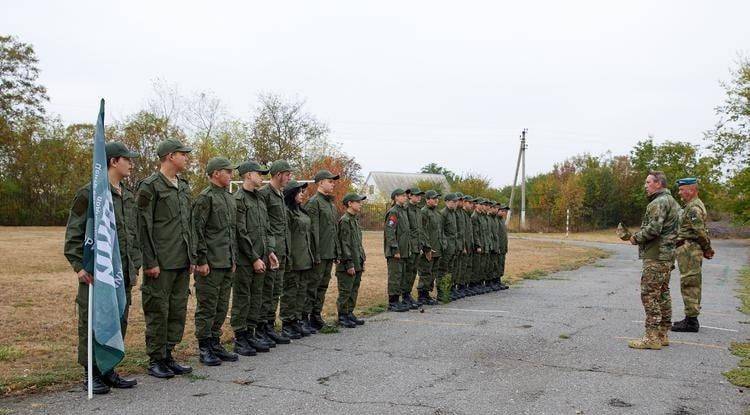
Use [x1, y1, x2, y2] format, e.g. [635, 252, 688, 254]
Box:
[3, 239, 749, 414]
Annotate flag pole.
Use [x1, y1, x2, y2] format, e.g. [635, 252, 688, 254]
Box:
[87, 281, 93, 399]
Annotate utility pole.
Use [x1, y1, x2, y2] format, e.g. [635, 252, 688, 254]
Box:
[507, 129, 528, 230]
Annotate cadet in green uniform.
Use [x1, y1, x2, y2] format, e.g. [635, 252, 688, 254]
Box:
[417, 190, 442, 305]
[231, 161, 274, 356]
[672, 178, 715, 333]
[487, 202, 501, 291]
[438, 193, 459, 302]
[497, 204, 510, 290]
[64, 142, 140, 394]
[279, 180, 316, 339]
[403, 187, 428, 309]
[336, 193, 368, 327]
[258, 160, 293, 345]
[458, 196, 476, 298]
[137, 139, 195, 378]
[384, 188, 411, 312]
[451, 193, 466, 300]
[306, 170, 342, 330]
[628, 171, 680, 350]
[192, 157, 239, 366]
[471, 199, 488, 295]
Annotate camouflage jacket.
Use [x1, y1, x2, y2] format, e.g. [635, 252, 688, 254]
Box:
[384, 203, 411, 257]
[407, 202, 429, 254]
[677, 197, 711, 251]
[192, 183, 236, 268]
[634, 188, 680, 261]
[421, 205, 444, 257]
[440, 207, 459, 255]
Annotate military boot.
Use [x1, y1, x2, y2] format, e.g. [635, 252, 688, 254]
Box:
[264, 321, 292, 344]
[338, 314, 356, 328]
[310, 313, 326, 330]
[147, 359, 175, 379]
[302, 317, 318, 334]
[165, 349, 193, 374]
[211, 337, 238, 362]
[348, 312, 365, 325]
[403, 293, 419, 310]
[84, 366, 111, 394]
[101, 370, 137, 389]
[253, 324, 276, 348]
[388, 295, 409, 312]
[281, 322, 302, 339]
[449, 286, 459, 301]
[199, 338, 222, 366]
[417, 291, 428, 306]
[671, 317, 699, 332]
[295, 320, 312, 337]
[627, 330, 662, 350]
[233, 330, 259, 356]
[499, 279, 509, 290]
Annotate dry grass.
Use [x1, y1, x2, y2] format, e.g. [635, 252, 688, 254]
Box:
[0, 227, 607, 396]
[515, 228, 624, 244]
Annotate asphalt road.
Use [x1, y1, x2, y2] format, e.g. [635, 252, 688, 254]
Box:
[3, 239, 749, 414]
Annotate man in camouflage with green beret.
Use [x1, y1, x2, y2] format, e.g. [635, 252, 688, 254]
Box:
[385, 188, 411, 312]
[258, 160, 293, 345]
[137, 139, 195, 378]
[417, 190, 443, 305]
[231, 161, 275, 356]
[306, 169, 342, 330]
[336, 193, 367, 327]
[627, 171, 680, 350]
[192, 157, 239, 366]
[403, 187, 429, 309]
[671, 178, 715, 333]
[437, 193, 459, 302]
[64, 141, 140, 394]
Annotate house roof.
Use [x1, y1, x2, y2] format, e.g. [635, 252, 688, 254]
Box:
[363, 171, 450, 196]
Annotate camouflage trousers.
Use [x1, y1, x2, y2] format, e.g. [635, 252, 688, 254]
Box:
[387, 257, 407, 296]
[676, 242, 703, 318]
[416, 253, 439, 292]
[640, 259, 673, 331]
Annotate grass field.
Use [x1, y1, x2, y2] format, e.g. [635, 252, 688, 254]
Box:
[0, 227, 608, 396]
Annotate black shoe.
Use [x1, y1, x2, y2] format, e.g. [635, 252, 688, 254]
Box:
[254, 325, 276, 348]
[338, 314, 356, 328]
[233, 331, 259, 356]
[211, 337, 238, 362]
[671, 317, 700, 332]
[84, 370, 111, 394]
[243, 331, 268, 353]
[101, 370, 137, 388]
[295, 320, 312, 336]
[348, 312, 365, 325]
[265, 323, 292, 344]
[310, 313, 326, 330]
[281, 323, 302, 339]
[302, 318, 318, 334]
[199, 338, 221, 366]
[165, 350, 193, 374]
[425, 296, 439, 306]
[388, 295, 409, 312]
[147, 360, 175, 379]
[449, 288, 459, 301]
[403, 293, 419, 310]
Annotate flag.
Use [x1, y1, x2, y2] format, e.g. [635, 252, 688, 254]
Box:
[82, 99, 126, 376]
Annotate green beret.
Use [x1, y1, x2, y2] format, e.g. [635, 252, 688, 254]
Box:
[676, 177, 698, 186]
[269, 160, 292, 176]
[105, 141, 139, 159]
[314, 169, 340, 182]
[391, 188, 407, 199]
[206, 157, 236, 175]
[342, 193, 367, 204]
[156, 139, 193, 157]
[237, 160, 270, 176]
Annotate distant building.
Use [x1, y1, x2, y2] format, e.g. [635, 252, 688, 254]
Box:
[361, 171, 450, 202]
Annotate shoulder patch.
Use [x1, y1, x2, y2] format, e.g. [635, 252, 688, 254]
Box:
[387, 214, 398, 228]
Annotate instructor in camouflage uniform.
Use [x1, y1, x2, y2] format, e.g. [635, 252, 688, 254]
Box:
[671, 178, 715, 333]
[627, 171, 680, 350]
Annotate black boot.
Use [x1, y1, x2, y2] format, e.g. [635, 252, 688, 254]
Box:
[165, 349, 193, 374]
[233, 331, 259, 356]
[449, 287, 459, 301]
[101, 370, 137, 388]
[455, 284, 465, 299]
[199, 338, 221, 366]
[338, 313, 356, 328]
[671, 316, 700, 332]
[425, 294, 439, 306]
[254, 324, 276, 348]
[417, 291, 428, 306]
[245, 330, 269, 353]
[147, 359, 174, 379]
[84, 367, 111, 394]
[302, 317, 318, 334]
[388, 295, 409, 312]
[310, 313, 326, 330]
[211, 337, 238, 362]
[499, 279, 509, 290]
[295, 320, 312, 336]
[265, 322, 292, 344]
[281, 322, 302, 339]
[404, 293, 420, 310]
[348, 312, 365, 325]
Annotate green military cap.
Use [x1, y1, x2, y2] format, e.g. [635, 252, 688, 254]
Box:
[483, 200, 493, 205]
[454, 192, 464, 199]
[269, 159, 292, 176]
[473, 197, 485, 204]
[676, 177, 698, 186]
[444, 192, 458, 201]
[237, 160, 270, 176]
[500, 204, 510, 210]
[156, 138, 193, 157]
[424, 189, 441, 199]
[314, 169, 340, 182]
[105, 141, 139, 159]
[406, 187, 425, 196]
[206, 157, 236, 175]
[283, 179, 308, 194]
[342, 192, 367, 205]
[463, 194, 474, 202]
[391, 188, 407, 199]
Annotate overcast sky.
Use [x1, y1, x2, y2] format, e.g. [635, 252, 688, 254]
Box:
[3, 1, 749, 187]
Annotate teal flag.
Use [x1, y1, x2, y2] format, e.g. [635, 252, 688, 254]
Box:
[82, 99, 126, 374]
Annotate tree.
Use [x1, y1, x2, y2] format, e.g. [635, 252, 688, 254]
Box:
[706, 55, 750, 171]
[249, 93, 329, 167]
[0, 35, 48, 125]
[420, 163, 458, 184]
